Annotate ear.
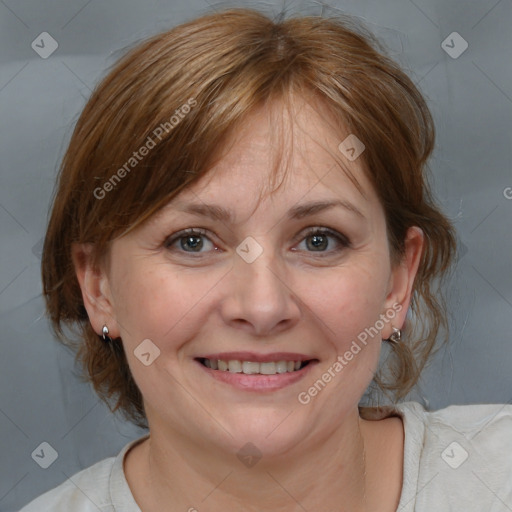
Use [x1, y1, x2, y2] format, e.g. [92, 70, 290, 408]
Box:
[381, 226, 424, 340]
[71, 243, 120, 338]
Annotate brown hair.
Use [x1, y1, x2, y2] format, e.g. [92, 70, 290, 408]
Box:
[42, 7, 457, 428]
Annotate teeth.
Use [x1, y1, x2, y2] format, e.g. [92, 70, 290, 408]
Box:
[203, 358, 307, 375]
[260, 362, 276, 375]
[228, 360, 242, 373]
[242, 361, 260, 374]
[276, 361, 288, 374]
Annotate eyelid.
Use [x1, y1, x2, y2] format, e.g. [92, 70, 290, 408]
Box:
[164, 226, 351, 254]
[297, 226, 351, 247]
[163, 227, 214, 248]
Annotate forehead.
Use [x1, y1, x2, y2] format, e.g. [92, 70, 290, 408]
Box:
[169, 94, 381, 219]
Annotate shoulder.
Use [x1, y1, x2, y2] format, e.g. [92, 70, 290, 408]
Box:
[407, 401, 512, 462]
[421, 402, 512, 470]
[393, 400, 512, 433]
[400, 401, 512, 510]
[19, 456, 116, 512]
[361, 401, 512, 510]
[19, 434, 148, 512]
[423, 401, 512, 432]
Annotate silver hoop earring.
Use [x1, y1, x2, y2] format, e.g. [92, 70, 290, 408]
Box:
[102, 325, 112, 343]
[388, 327, 401, 344]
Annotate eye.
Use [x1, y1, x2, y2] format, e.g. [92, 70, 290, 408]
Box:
[294, 227, 350, 254]
[164, 228, 217, 254]
[164, 226, 350, 256]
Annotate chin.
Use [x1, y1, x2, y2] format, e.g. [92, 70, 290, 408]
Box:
[217, 409, 308, 457]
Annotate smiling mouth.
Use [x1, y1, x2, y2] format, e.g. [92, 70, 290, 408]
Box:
[196, 358, 315, 375]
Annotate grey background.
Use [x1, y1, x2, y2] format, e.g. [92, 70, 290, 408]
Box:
[1, 0, 511, 510]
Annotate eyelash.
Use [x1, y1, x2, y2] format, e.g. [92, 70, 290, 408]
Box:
[163, 227, 351, 256]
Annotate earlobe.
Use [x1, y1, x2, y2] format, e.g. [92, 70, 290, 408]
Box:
[382, 226, 424, 339]
[71, 243, 118, 337]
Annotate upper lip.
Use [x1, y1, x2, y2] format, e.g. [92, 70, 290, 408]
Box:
[197, 352, 315, 363]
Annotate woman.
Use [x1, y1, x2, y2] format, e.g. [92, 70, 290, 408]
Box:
[21, 7, 512, 512]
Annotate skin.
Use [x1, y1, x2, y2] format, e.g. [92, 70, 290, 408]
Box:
[73, 94, 424, 512]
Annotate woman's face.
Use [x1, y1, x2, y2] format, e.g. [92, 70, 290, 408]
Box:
[79, 97, 421, 457]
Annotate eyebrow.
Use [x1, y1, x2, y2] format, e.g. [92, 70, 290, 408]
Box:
[176, 199, 365, 222]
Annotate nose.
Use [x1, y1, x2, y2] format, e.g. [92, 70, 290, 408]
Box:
[219, 246, 301, 337]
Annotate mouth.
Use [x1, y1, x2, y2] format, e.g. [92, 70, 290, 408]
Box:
[194, 353, 319, 391]
[196, 357, 314, 375]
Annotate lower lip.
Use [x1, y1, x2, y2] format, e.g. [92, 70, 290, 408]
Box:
[195, 360, 317, 391]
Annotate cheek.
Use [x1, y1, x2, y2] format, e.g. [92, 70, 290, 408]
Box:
[112, 257, 218, 348]
[315, 267, 388, 392]
[297, 264, 389, 399]
[305, 260, 389, 339]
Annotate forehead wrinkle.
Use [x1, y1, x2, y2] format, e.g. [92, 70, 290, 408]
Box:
[148, 94, 369, 232]
[264, 91, 368, 202]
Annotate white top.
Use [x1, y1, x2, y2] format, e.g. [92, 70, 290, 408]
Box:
[19, 401, 512, 511]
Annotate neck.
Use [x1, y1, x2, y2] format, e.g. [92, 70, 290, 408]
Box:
[131, 409, 373, 512]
